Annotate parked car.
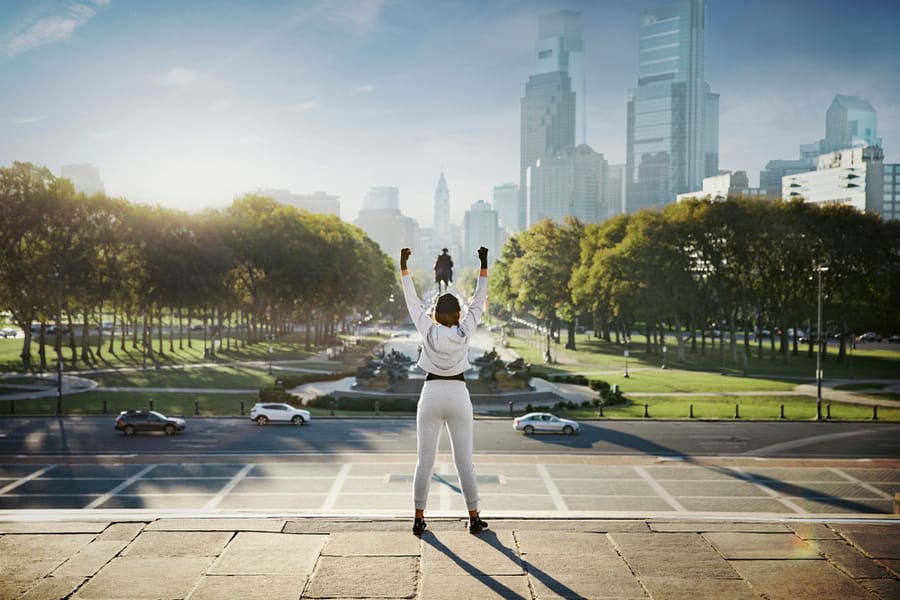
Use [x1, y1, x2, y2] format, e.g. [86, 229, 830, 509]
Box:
[513, 412, 579, 435]
[250, 402, 311, 425]
[115, 410, 186, 436]
[857, 332, 882, 342]
[0, 327, 17, 338]
[889, 334, 900, 343]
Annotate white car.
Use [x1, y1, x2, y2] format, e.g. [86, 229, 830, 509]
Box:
[513, 412, 579, 435]
[0, 327, 17, 338]
[250, 402, 311, 426]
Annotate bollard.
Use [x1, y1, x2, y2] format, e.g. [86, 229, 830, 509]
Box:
[873, 405, 879, 421]
[508, 400, 513, 417]
[689, 404, 694, 419]
[826, 404, 831, 420]
[734, 404, 740, 419]
[9, 400, 13, 416]
[240, 401, 245, 416]
[329, 399, 335, 416]
[195, 401, 200, 416]
[598, 403, 604, 417]
[375, 400, 380, 416]
[894, 493, 900, 514]
[149, 399, 154, 411]
[780, 404, 785, 419]
[643, 404, 649, 418]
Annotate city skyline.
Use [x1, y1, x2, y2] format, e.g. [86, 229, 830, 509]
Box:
[2, 0, 899, 226]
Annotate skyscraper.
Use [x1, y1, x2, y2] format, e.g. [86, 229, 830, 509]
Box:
[801, 95, 882, 159]
[60, 164, 105, 195]
[434, 171, 451, 241]
[519, 11, 583, 230]
[625, 0, 718, 212]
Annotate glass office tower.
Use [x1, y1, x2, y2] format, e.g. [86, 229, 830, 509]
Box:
[519, 11, 583, 230]
[626, 0, 718, 212]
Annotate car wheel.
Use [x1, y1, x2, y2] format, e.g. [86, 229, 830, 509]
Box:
[164, 424, 175, 435]
[562, 425, 574, 435]
[523, 425, 534, 435]
[124, 424, 135, 436]
[256, 415, 268, 425]
[292, 415, 305, 425]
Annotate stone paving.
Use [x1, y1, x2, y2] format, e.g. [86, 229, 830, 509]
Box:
[1, 517, 898, 599]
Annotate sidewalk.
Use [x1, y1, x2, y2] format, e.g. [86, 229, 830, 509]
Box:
[1, 516, 898, 599]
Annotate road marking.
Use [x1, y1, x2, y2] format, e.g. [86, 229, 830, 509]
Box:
[745, 426, 900, 456]
[321, 463, 352, 511]
[830, 468, 894, 500]
[204, 463, 255, 511]
[84, 464, 158, 509]
[0, 465, 56, 495]
[536, 464, 568, 511]
[633, 466, 686, 512]
[728, 467, 807, 514]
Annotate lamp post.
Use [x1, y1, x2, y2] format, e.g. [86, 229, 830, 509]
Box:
[661, 343, 667, 369]
[815, 265, 829, 420]
[268, 333, 273, 375]
[55, 272, 63, 415]
[624, 346, 630, 378]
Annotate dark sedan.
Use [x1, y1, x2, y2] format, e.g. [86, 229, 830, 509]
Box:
[115, 410, 186, 436]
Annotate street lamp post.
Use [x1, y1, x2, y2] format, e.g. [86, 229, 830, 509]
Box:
[55, 272, 63, 415]
[661, 343, 667, 369]
[624, 346, 630, 378]
[815, 265, 829, 420]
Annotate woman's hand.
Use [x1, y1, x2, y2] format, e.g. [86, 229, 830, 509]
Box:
[400, 248, 411, 270]
[477, 247, 488, 269]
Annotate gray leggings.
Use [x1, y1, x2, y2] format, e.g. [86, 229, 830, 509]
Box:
[413, 380, 479, 511]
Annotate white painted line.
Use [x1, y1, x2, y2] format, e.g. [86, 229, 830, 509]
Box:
[745, 425, 900, 456]
[633, 466, 686, 512]
[320, 463, 352, 511]
[728, 467, 807, 515]
[203, 464, 255, 511]
[84, 464, 158, 509]
[0, 465, 56, 495]
[830, 468, 894, 500]
[536, 464, 568, 512]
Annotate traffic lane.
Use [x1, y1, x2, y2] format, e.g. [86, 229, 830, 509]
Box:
[2, 417, 900, 459]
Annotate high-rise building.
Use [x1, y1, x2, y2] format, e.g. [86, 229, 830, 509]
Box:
[492, 183, 519, 233]
[252, 188, 340, 216]
[60, 164, 105, 195]
[433, 171, 451, 241]
[463, 200, 498, 269]
[625, 0, 718, 212]
[354, 187, 417, 265]
[759, 160, 815, 197]
[883, 163, 899, 221]
[519, 11, 583, 230]
[527, 144, 606, 225]
[801, 95, 882, 159]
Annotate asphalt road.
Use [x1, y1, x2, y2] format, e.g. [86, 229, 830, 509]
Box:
[1, 416, 899, 459]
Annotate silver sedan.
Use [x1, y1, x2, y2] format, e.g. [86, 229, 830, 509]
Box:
[513, 412, 579, 435]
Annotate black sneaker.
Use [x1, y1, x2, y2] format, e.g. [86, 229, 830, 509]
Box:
[468, 514, 488, 534]
[412, 518, 427, 535]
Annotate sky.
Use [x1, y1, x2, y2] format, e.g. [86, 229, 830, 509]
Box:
[2, 0, 899, 226]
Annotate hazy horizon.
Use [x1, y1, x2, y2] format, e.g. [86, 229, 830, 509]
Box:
[2, 0, 898, 225]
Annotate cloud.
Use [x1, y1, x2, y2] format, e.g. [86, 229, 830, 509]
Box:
[7, 3, 101, 56]
[351, 84, 375, 95]
[164, 67, 199, 86]
[315, 0, 385, 31]
[11, 115, 43, 125]
[294, 100, 319, 111]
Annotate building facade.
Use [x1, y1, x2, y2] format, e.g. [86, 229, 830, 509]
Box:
[463, 200, 499, 269]
[354, 187, 417, 264]
[883, 163, 899, 221]
[255, 188, 340, 216]
[519, 11, 582, 230]
[783, 146, 884, 214]
[527, 144, 606, 225]
[492, 183, 519, 233]
[433, 171, 451, 241]
[60, 164, 105, 195]
[625, 0, 718, 212]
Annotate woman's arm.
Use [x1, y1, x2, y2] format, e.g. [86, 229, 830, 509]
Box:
[459, 247, 489, 334]
[399, 248, 432, 335]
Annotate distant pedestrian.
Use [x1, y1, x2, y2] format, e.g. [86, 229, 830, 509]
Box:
[400, 245, 489, 535]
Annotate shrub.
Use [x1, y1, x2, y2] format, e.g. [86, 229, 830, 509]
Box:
[259, 386, 294, 403]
